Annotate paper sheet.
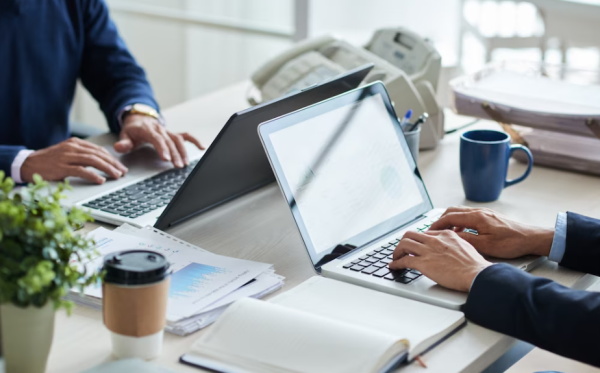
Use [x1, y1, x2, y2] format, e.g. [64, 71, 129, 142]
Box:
[82, 227, 273, 321]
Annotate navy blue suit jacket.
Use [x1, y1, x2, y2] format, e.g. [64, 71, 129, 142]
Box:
[0, 0, 158, 175]
[464, 211, 600, 367]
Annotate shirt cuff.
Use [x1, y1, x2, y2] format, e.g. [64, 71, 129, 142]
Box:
[548, 212, 567, 263]
[10, 149, 34, 184]
[117, 104, 133, 131]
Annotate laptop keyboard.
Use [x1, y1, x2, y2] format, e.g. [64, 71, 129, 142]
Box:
[82, 159, 199, 219]
[342, 221, 433, 284]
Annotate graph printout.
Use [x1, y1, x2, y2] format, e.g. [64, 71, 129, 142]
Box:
[82, 227, 272, 321]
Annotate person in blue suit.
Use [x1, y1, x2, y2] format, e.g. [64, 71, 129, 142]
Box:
[390, 206, 600, 367]
[0, 0, 202, 184]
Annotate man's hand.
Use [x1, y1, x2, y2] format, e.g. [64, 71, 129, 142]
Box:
[21, 137, 128, 184]
[428, 206, 554, 258]
[114, 115, 204, 168]
[390, 230, 492, 292]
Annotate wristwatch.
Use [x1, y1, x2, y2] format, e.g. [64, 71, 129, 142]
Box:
[122, 103, 164, 125]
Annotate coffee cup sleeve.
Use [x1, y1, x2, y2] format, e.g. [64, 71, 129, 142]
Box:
[103, 278, 170, 337]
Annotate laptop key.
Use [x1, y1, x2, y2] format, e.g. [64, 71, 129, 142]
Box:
[405, 272, 420, 280]
[350, 265, 365, 271]
[395, 276, 413, 284]
[390, 269, 408, 278]
[373, 268, 390, 277]
[361, 266, 380, 274]
[383, 273, 396, 281]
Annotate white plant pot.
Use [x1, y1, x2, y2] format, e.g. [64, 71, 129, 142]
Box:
[0, 302, 55, 373]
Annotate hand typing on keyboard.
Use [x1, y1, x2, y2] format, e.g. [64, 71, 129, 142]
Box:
[428, 206, 554, 259]
[389, 206, 554, 292]
[21, 137, 129, 184]
[115, 114, 204, 169]
[21, 117, 205, 185]
[389, 229, 492, 292]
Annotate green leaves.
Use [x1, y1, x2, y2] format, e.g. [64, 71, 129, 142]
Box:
[18, 261, 55, 294]
[0, 171, 101, 311]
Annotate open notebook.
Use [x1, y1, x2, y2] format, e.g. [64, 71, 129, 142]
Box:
[180, 277, 465, 373]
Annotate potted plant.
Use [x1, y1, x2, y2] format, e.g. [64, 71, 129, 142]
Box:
[0, 172, 101, 373]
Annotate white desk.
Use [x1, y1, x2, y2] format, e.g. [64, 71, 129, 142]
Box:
[47, 82, 600, 373]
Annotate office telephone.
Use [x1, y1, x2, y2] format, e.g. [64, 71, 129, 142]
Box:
[248, 27, 444, 149]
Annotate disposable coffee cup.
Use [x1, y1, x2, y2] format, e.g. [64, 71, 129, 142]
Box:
[102, 250, 170, 360]
[404, 127, 421, 163]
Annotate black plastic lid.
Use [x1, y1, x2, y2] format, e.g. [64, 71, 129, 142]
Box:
[103, 250, 170, 285]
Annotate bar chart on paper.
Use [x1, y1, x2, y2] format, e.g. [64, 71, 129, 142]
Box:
[170, 263, 228, 300]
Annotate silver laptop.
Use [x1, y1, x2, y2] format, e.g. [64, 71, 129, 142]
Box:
[65, 65, 374, 229]
[257, 82, 544, 310]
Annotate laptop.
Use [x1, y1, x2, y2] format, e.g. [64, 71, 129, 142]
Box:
[71, 64, 374, 229]
[257, 82, 545, 310]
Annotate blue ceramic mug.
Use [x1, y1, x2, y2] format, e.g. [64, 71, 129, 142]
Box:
[460, 130, 533, 202]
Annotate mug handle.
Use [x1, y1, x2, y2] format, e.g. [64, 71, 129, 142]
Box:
[505, 144, 533, 187]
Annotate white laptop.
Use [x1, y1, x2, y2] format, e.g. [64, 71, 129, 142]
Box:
[257, 82, 544, 310]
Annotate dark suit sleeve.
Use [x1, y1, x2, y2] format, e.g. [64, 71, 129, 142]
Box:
[559, 212, 600, 276]
[0, 145, 25, 177]
[463, 263, 600, 367]
[79, 0, 158, 133]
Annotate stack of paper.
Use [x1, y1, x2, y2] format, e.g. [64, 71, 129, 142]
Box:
[450, 62, 600, 175]
[450, 65, 600, 138]
[511, 125, 600, 175]
[68, 225, 284, 335]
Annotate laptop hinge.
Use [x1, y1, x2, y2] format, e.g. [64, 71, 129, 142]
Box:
[314, 244, 357, 270]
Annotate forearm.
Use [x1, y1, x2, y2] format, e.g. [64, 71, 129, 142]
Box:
[80, 0, 158, 133]
[464, 264, 600, 367]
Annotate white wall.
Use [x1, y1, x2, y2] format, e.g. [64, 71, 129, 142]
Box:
[308, 0, 461, 64]
[72, 0, 464, 130]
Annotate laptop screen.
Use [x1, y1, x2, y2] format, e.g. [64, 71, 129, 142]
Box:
[259, 82, 433, 268]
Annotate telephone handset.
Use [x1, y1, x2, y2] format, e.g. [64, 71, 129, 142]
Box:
[249, 28, 444, 149]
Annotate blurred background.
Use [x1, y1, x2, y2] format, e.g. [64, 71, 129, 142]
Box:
[72, 0, 600, 130]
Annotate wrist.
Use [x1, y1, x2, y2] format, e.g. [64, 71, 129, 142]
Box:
[122, 113, 162, 128]
[464, 262, 492, 292]
[20, 152, 39, 183]
[528, 227, 554, 256]
[120, 103, 164, 127]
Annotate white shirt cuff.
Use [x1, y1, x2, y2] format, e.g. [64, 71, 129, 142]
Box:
[11, 149, 34, 183]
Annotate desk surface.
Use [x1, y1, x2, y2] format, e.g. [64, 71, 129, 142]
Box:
[47, 82, 600, 373]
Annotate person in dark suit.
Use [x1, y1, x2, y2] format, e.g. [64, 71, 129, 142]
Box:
[389, 206, 600, 367]
[0, 0, 202, 184]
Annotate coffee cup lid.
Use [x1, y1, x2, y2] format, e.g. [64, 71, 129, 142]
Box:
[103, 250, 170, 285]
